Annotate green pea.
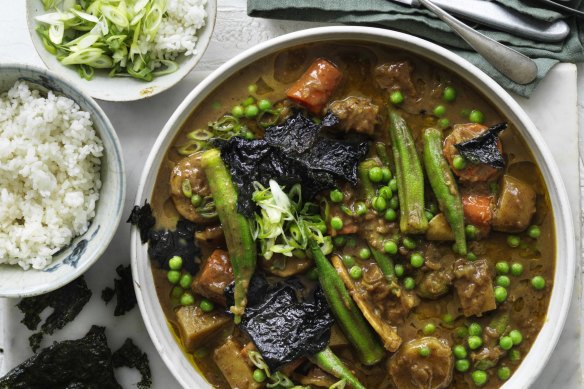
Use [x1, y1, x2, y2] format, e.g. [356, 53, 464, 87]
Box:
[307, 267, 319, 280]
[191, 194, 202, 207]
[509, 349, 521, 362]
[511, 262, 524, 276]
[199, 298, 215, 312]
[331, 216, 343, 231]
[253, 369, 267, 383]
[437, 118, 450, 129]
[379, 186, 393, 200]
[384, 208, 397, 222]
[403, 237, 416, 250]
[179, 273, 193, 289]
[418, 346, 431, 357]
[442, 313, 454, 324]
[499, 336, 513, 350]
[466, 252, 477, 261]
[372, 196, 387, 212]
[471, 370, 488, 386]
[329, 189, 344, 203]
[349, 265, 363, 280]
[453, 155, 467, 170]
[455, 359, 470, 373]
[182, 179, 192, 198]
[465, 224, 478, 240]
[170, 286, 183, 299]
[496, 275, 511, 288]
[433, 105, 446, 117]
[394, 263, 405, 277]
[369, 167, 383, 183]
[231, 105, 244, 118]
[497, 366, 511, 381]
[334, 236, 346, 247]
[468, 323, 482, 337]
[468, 335, 482, 350]
[469, 109, 485, 124]
[355, 201, 368, 216]
[527, 225, 541, 239]
[389, 196, 399, 210]
[381, 167, 392, 182]
[247, 84, 258, 95]
[455, 326, 469, 338]
[245, 104, 259, 118]
[359, 247, 371, 260]
[403, 277, 415, 290]
[509, 329, 523, 345]
[180, 292, 195, 306]
[389, 178, 398, 192]
[243, 131, 255, 140]
[390, 90, 404, 105]
[494, 286, 508, 303]
[495, 261, 510, 275]
[258, 99, 271, 111]
[443, 86, 457, 102]
[346, 237, 357, 248]
[242, 96, 255, 107]
[410, 253, 424, 268]
[168, 256, 183, 270]
[423, 323, 436, 335]
[531, 276, 546, 290]
[507, 235, 521, 248]
[167, 270, 181, 285]
[453, 345, 467, 359]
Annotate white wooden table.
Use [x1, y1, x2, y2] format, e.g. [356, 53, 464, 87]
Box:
[0, 1, 582, 388]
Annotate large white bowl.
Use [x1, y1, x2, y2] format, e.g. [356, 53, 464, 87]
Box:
[131, 27, 575, 389]
[0, 64, 125, 297]
[26, 0, 217, 101]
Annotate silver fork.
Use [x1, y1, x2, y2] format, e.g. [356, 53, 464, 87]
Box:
[528, 0, 584, 18]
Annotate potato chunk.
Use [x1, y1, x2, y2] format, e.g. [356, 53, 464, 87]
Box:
[192, 249, 234, 305]
[213, 337, 262, 389]
[492, 175, 536, 233]
[175, 305, 230, 352]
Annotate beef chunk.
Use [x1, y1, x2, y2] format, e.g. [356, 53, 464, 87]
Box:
[328, 96, 379, 135]
[453, 259, 496, 317]
[192, 249, 234, 305]
[374, 61, 416, 95]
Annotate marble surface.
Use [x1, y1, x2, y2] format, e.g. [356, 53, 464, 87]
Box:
[0, 1, 582, 388]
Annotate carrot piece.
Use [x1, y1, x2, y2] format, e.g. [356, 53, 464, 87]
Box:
[286, 58, 343, 114]
[461, 191, 493, 230]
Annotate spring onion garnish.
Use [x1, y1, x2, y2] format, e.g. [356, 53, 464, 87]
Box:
[251, 179, 332, 260]
[247, 351, 310, 389]
[35, 0, 185, 81]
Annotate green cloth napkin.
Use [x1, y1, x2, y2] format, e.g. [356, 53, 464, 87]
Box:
[247, 0, 584, 97]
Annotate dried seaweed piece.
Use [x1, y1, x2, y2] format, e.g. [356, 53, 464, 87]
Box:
[101, 265, 137, 316]
[17, 276, 92, 352]
[148, 220, 201, 274]
[216, 112, 368, 217]
[454, 123, 507, 168]
[0, 326, 122, 389]
[112, 338, 152, 389]
[127, 201, 156, 244]
[226, 276, 334, 372]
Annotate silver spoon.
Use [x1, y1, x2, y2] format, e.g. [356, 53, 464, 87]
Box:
[418, 0, 538, 84]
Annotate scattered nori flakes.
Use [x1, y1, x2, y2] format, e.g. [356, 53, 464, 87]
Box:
[214, 111, 368, 217]
[112, 338, 152, 389]
[454, 122, 507, 168]
[225, 276, 334, 372]
[127, 201, 156, 244]
[28, 333, 43, 354]
[0, 326, 122, 389]
[17, 276, 92, 352]
[147, 219, 201, 273]
[101, 265, 137, 316]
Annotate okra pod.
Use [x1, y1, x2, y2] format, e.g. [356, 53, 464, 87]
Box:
[308, 238, 385, 365]
[312, 347, 366, 389]
[370, 247, 400, 296]
[422, 128, 467, 255]
[357, 159, 378, 203]
[201, 149, 256, 323]
[388, 111, 428, 234]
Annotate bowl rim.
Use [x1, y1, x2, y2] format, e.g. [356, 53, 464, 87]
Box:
[131, 26, 575, 389]
[25, 0, 218, 102]
[0, 62, 126, 297]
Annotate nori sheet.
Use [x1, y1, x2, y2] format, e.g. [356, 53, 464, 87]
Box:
[454, 122, 507, 168]
[101, 264, 137, 316]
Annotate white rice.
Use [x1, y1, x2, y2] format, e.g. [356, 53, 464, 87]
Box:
[0, 81, 103, 270]
[145, 0, 208, 66]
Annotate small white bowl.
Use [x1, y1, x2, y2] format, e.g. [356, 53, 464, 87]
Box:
[131, 27, 575, 389]
[25, 0, 217, 101]
[0, 64, 125, 298]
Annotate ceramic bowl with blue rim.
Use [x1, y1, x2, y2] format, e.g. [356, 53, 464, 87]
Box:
[0, 64, 125, 298]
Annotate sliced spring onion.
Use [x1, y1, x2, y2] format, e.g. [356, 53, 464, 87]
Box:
[61, 48, 104, 65]
[187, 128, 214, 141]
[101, 5, 129, 29]
[177, 140, 204, 156]
[152, 59, 179, 76]
[48, 22, 64, 44]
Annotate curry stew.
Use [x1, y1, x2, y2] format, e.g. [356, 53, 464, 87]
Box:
[147, 43, 554, 389]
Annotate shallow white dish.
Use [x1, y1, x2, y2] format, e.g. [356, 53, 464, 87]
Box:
[25, 0, 217, 102]
[131, 26, 575, 389]
[0, 64, 125, 298]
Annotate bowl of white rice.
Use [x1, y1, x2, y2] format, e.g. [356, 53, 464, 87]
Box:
[26, 0, 217, 101]
[0, 64, 125, 297]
